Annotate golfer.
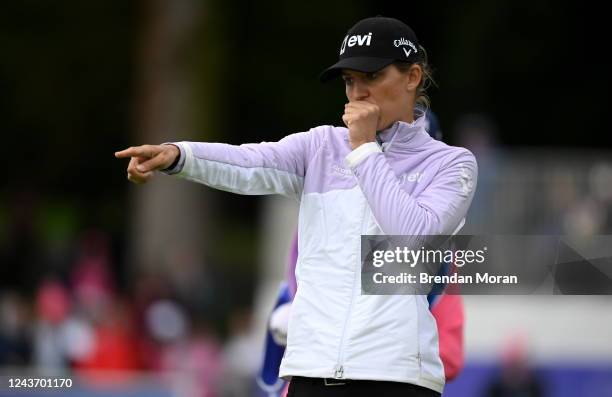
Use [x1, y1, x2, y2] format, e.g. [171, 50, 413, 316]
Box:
[116, 16, 477, 397]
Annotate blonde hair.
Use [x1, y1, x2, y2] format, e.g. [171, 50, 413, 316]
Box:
[393, 45, 436, 111]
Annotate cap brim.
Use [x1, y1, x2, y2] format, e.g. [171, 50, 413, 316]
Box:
[319, 57, 395, 83]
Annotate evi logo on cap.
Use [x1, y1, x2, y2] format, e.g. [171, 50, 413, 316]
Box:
[339, 32, 373, 55]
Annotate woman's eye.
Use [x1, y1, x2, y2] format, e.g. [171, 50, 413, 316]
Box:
[343, 77, 353, 85]
[366, 73, 378, 80]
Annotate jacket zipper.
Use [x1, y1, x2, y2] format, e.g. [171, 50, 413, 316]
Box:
[334, 201, 369, 378]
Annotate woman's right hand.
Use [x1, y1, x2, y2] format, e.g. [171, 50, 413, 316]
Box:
[114, 144, 180, 184]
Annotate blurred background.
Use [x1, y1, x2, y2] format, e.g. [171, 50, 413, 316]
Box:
[1, 0, 611, 396]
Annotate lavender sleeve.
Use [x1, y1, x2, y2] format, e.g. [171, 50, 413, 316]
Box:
[347, 143, 478, 236]
[162, 128, 319, 201]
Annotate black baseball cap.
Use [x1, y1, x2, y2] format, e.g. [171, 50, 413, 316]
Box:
[319, 16, 425, 83]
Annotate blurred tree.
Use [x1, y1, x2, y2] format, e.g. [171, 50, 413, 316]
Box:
[130, 0, 216, 277]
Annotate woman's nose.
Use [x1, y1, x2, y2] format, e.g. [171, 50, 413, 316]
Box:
[350, 81, 369, 101]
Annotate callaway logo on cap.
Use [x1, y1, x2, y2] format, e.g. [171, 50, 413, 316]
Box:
[320, 16, 425, 83]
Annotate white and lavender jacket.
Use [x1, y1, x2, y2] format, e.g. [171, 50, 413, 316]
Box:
[165, 113, 477, 393]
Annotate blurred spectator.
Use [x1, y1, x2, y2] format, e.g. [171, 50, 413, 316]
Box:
[146, 299, 188, 345]
[71, 230, 115, 319]
[66, 231, 141, 376]
[131, 271, 175, 370]
[33, 278, 75, 370]
[72, 297, 140, 374]
[220, 308, 260, 397]
[563, 197, 606, 237]
[0, 291, 32, 366]
[484, 333, 546, 397]
[455, 113, 500, 233]
[156, 307, 223, 397]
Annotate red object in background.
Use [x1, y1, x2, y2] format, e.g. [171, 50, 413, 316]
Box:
[72, 300, 142, 380]
[73, 322, 141, 384]
[81, 324, 140, 371]
[36, 280, 71, 325]
[431, 294, 465, 381]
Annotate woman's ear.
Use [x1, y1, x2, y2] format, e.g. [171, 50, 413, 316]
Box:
[406, 64, 423, 92]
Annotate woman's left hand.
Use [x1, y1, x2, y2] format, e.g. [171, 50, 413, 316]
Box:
[343, 101, 380, 150]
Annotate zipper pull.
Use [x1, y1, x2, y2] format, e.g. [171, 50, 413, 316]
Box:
[376, 134, 384, 152]
[334, 365, 344, 378]
[417, 353, 422, 367]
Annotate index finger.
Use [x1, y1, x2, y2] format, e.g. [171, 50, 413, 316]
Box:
[115, 146, 150, 159]
[345, 101, 368, 108]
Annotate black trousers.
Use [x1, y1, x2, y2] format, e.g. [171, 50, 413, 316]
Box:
[287, 376, 442, 397]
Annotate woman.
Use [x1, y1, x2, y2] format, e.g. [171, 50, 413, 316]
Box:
[116, 16, 477, 397]
[257, 112, 465, 397]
